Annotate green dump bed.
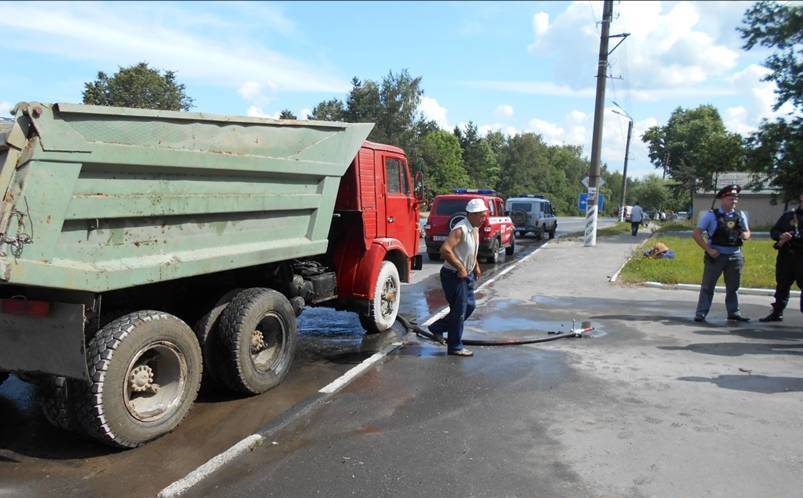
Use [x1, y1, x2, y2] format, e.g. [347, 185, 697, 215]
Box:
[0, 103, 372, 292]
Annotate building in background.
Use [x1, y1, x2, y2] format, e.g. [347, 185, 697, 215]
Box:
[693, 172, 798, 227]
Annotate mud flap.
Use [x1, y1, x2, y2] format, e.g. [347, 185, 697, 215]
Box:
[0, 302, 88, 380]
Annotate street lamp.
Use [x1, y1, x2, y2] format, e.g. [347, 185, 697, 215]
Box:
[611, 101, 633, 223]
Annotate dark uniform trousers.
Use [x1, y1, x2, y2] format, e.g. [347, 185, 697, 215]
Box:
[771, 248, 803, 314]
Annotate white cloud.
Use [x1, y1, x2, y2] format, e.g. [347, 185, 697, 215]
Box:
[246, 106, 280, 119]
[532, 12, 550, 37]
[0, 2, 348, 98]
[420, 96, 450, 129]
[527, 118, 573, 146]
[723, 106, 754, 136]
[0, 101, 11, 116]
[530, 1, 740, 91]
[728, 64, 797, 126]
[567, 110, 586, 124]
[299, 108, 311, 120]
[494, 104, 514, 118]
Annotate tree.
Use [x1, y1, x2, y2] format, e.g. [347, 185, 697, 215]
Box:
[417, 130, 469, 198]
[454, 122, 500, 189]
[642, 105, 744, 205]
[82, 62, 193, 111]
[496, 133, 549, 199]
[309, 99, 345, 121]
[739, 1, 803, 201]
[629, 175, 670, 213]
[279, 109, 297, 119]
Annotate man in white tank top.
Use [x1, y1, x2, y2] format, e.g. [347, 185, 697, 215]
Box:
[428, 198, 488, 357]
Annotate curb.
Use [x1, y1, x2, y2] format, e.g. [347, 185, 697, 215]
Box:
[642, 281, 801, 298]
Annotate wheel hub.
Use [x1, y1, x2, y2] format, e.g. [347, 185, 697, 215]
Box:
[251, 330, 266, 354]
[129, 365, 154, 393]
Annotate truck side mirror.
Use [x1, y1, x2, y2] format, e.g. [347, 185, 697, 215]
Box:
[414, 171, 425, 201]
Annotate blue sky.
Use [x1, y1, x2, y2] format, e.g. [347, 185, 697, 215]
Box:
[1, 1, 792, 179]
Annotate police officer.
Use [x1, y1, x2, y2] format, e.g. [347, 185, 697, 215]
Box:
[692, 184, 752, 322]
[759, 190, 803, 322]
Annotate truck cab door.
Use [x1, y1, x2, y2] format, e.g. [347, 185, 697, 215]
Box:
[383, 154, 418, 256]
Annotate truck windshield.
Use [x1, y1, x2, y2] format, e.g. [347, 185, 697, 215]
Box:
[435, 199, 470, 215]
[510, 202, 532, 212]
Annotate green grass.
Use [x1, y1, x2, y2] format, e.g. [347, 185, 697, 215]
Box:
[656, 220, 695, 232]
[619, 235, 796, 289]
[596, 221, 633, 236]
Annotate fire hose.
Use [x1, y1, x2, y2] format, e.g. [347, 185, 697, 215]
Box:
[395, 314, 594, 346]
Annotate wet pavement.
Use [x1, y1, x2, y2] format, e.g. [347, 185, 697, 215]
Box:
[189, 230, 803, 497]
[0, 219, 601, 497]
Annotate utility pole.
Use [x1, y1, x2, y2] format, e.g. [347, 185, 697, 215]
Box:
[584, 0, 614, 247]
[612, 103, 633, 223]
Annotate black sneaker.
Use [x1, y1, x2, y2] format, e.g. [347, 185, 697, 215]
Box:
[727, 315, 750, 322]
[694, 316, 706, 323]
[759, 312, 783, 323]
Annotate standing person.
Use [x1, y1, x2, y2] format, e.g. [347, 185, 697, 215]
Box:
[428, 198, 487, 357]
[759, 191, 803, 322]
[692, 184, 752, 323]
[630, 201, 644, 236]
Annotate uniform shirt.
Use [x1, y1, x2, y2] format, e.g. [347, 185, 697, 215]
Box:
[697, 208, 750, 255]
[770, 208, 803, 251]
[630, 205, 644, 222]
[443, 218, 479, 274]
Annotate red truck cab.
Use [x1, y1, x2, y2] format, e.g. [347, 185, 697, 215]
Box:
[423, 189, 515, 264]
[330, 141, 422, 332]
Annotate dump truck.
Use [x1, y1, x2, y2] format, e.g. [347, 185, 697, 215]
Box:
[0, 102, 422, 448]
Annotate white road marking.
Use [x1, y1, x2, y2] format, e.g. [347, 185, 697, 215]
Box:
[319, 342, 403, 394]
[158, 434, 264, 498]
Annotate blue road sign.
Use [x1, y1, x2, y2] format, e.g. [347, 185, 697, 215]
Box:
[578, 193, 604, 211]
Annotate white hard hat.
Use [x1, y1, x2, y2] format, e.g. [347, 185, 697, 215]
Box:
[466, 198, 489, 213]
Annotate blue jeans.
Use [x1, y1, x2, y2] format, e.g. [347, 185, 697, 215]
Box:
[430, 268, 476, 351]
[695, 252, 744, 318]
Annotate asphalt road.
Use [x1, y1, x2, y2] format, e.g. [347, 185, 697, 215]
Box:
[0, 217, 615, 497]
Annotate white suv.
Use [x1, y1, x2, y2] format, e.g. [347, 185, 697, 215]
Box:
[505, 195, 558, 239]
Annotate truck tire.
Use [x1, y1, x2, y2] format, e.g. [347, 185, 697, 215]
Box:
[360, 261, 400, 334]
[39, 376, 77, 432]
[217, 288, 297, 395]
[193, 289, 242, 392]
[73, 311, 202, 448]
[505, 235, 516, 256]
[485, 239, 500, 264]
[548, 226, 556, 239]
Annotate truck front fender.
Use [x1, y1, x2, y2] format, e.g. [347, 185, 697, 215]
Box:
[352, 239, 410, 300]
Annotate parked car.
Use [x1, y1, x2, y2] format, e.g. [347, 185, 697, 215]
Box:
[505, 195, 558, 240]
[423, 189, 515, 264]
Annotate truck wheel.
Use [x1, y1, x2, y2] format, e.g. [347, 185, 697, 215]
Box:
[505, 235, 516, 256]
[548, 227, 556, 239]
[427, 252, 441, 261]
[39, 376, 77, 432]
[360, 261, 400, 334]
[194, 289, 242, 391]
[217, 288, 297, 395]
[73, 311, 202, 448]
[486, 239, 500, 264]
